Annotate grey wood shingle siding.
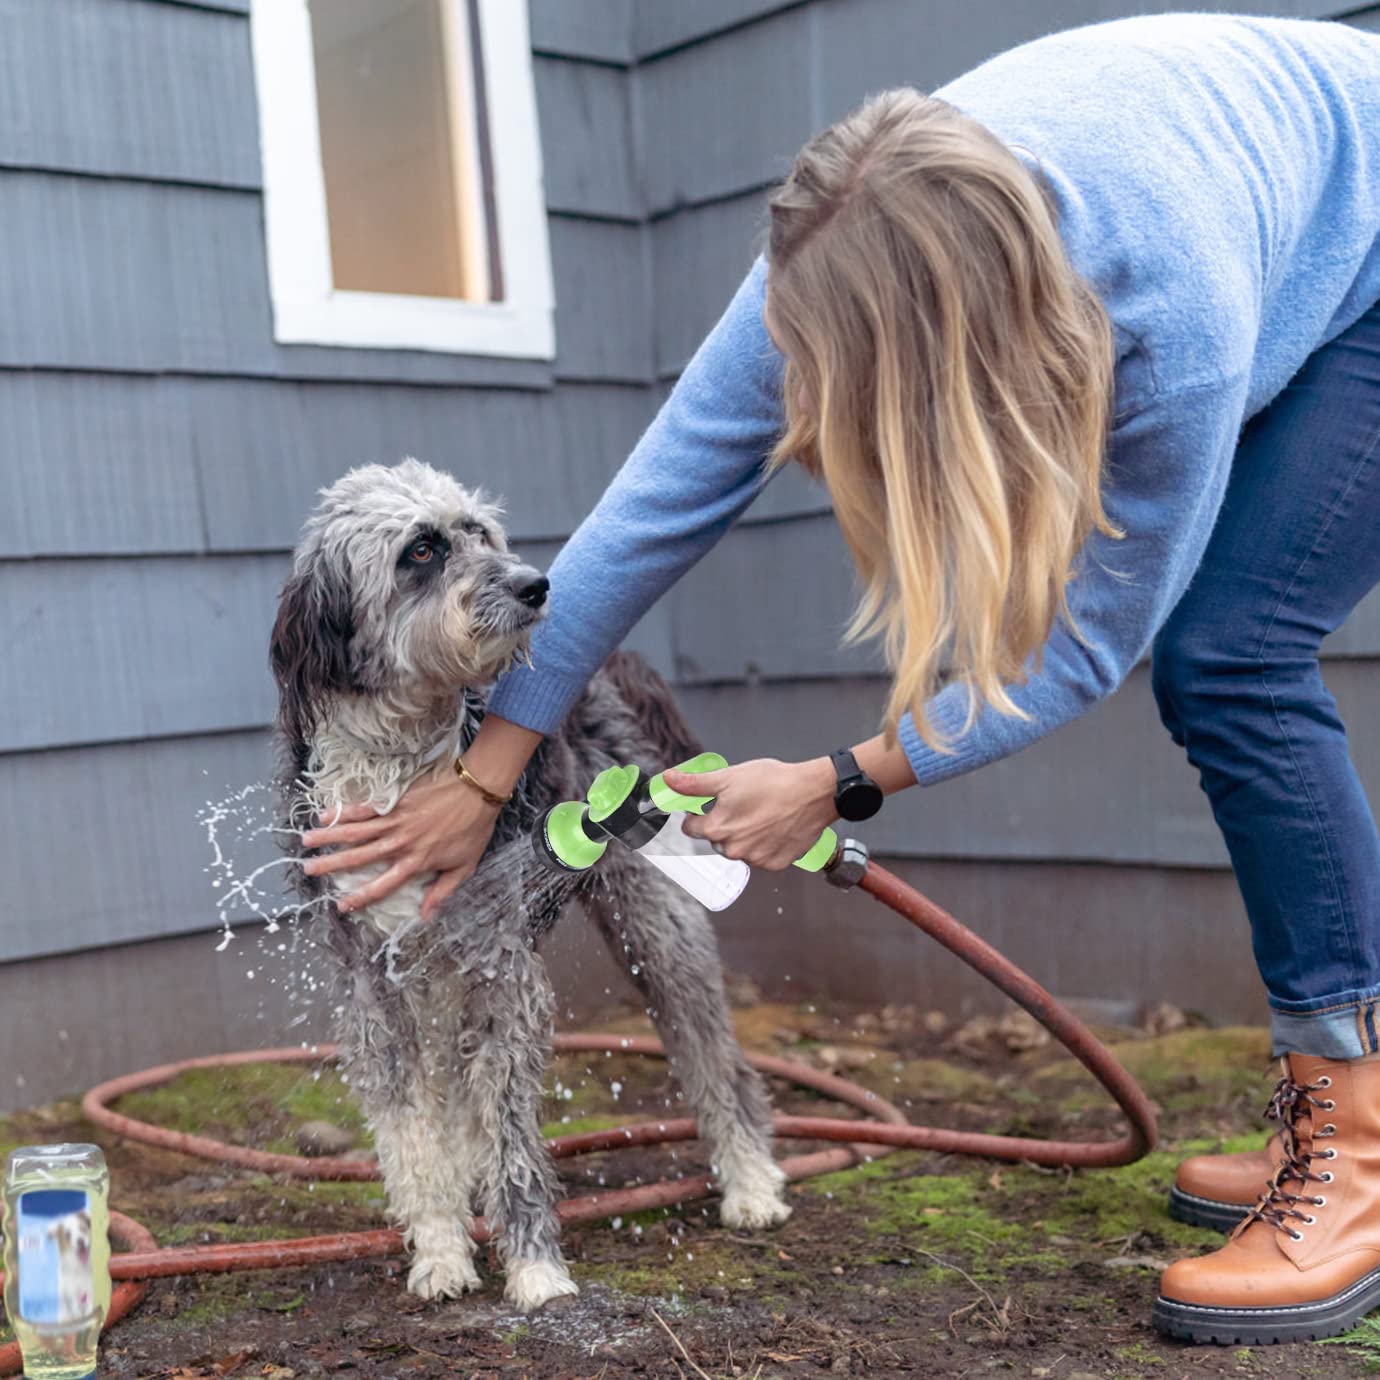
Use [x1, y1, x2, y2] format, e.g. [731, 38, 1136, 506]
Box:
[0, 175, 636, 384]
[188, 379, 659, 552]
[6, 0, 1379, 975]
[0, 0, 260, 187]
[2, 730, 273, 963]
[530, 0, 634, 65]
[535, 58, 640, 218]
[0, 374, 657, 559]
[639, 6, 814, 214]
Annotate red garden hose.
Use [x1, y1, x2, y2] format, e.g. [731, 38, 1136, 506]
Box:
[0, 856, 1157, 1372]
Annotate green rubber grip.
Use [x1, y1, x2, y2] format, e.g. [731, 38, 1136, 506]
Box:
[647, 751, 728, 815]
[793, 827, 838, 873]
[586, 763, 640, 824]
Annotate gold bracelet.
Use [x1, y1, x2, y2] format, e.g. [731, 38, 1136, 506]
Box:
[453, 755, 512, 809]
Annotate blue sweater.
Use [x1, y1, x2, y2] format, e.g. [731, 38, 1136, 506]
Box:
[489, 14, 1380, 785]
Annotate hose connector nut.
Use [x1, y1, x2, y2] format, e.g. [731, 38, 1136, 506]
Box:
[825, 837, 869, 890]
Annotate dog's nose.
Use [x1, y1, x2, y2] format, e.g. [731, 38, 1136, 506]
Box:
[514, 573, 549, 609]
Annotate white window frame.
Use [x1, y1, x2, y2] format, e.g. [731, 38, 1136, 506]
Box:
[250, 0, 555, 359]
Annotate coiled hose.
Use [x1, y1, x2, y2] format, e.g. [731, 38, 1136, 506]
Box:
[0, 856, 1156, 1373]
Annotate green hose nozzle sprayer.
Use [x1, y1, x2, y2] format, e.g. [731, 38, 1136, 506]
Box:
[533, 752, 839, 911]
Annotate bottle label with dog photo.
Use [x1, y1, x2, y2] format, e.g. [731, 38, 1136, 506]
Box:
[16, 1190, 94, 1324]
[3, 1144, 109, 1380]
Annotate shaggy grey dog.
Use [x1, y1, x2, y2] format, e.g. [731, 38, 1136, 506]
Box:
[269, 458, 790, 1312]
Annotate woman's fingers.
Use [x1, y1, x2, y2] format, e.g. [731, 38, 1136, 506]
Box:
[420, 867, 469, 922]
[338, 858, 416, 914]
[302, 836, 400, 877]
[661, 768, 728, 798]
[312, 802, 380, 828]
[301, 815, 392, 850]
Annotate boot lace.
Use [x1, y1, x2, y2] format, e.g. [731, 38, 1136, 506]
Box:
[1240, 1074, 1337, 1241]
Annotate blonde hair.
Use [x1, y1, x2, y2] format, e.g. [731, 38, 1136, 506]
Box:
[766, 89, 1117, 750]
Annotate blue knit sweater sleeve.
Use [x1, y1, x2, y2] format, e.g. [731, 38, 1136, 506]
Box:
[486, 257, 784, 732]
[898, 374, 1250, 781]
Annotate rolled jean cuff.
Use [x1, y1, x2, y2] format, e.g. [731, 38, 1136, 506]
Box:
[1270, 991, 1380, 1059]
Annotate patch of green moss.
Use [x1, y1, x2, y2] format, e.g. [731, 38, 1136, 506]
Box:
[245, 1174, 386, 1215]
[1113, 1340, 1166, 1365]
[0, 1114, 20, 1167]
[156, 1220, 318, 1247]
[1024, 1137, 1259, 1252]
[847, 1057, 999, 1106]
[174, 1275, 303, 1327]
[1031, 1027, 1273, 1114]
[801, 1160, 1062, 1282]
[117, 1063, 369, 1156]
[541, 1113, 630, 1139]
[800, 1131, 1257, 1282]
[544, 1052, 674, 1123]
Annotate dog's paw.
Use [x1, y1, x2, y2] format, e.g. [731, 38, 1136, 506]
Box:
[720, 1186, 793, 1230]
[407, 1251, 482, 1301]
[503, 1258, 579, 1312]
[719, 1161, 792, 1230]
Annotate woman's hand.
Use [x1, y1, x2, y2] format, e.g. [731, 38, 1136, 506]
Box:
[300, 715, 543, 920]
[666, 756, 837, 870]
[301, 772, 501, 919]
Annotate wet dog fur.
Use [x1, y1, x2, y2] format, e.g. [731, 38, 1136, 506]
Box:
[269, 459, 789, 1311]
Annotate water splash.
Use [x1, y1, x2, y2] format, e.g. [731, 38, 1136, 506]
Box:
[198, 780, 323, 950]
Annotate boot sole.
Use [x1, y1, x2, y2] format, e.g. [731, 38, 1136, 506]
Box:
[1166, 1186, 1253, 1233]
[1154, 1263, 1380, 1344]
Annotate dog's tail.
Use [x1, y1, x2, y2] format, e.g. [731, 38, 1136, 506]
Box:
[602, 650, 702, 768]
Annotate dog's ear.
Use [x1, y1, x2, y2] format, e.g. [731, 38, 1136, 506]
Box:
[270, 552, 355, 747]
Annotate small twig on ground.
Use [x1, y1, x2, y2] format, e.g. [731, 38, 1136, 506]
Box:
[945, 1297, 981, 1337]
[914, 1247, 1011, 1338]
[651, 1307, 715, 1380]
[723, 1234, 778, 1249]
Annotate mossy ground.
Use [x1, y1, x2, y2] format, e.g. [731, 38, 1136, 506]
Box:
[0, 1003, 1367, 1378]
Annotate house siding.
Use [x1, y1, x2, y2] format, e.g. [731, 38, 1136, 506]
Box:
[0, 0, 665, 984]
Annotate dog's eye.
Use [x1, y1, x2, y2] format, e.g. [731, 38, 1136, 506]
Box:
[461, 520, 488, 543]
[407, 540, 435, 564]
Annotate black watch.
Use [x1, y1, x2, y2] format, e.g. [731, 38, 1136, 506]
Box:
[829, 748, 884, 822]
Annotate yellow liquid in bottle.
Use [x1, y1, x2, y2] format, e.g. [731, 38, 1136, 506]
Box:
[3, 1145, 111, 1380]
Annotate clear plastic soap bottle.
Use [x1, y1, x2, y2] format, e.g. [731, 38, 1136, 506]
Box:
[3, 1144, 111, 1380]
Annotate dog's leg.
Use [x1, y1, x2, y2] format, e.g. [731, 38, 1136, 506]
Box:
[462, 944, 577, 1312]
[372, 1084, 485, 1301]
[331, 958, 483, 1301]
[585, 862, 791, 1229]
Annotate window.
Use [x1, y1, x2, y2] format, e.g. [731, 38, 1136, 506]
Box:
[251, 0, 554, 358]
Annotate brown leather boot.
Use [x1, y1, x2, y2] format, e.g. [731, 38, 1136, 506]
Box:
[1169, 1131, 1284, 1231]
[1155, 1053, 1380, 1343]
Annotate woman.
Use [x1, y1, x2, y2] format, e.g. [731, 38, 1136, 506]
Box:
[302, 14, 1380, 1343]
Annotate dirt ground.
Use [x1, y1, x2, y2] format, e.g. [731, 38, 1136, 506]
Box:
[4, 992, 1380, 1380]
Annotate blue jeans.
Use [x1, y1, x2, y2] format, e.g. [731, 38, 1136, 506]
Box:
[1152, 299, 1380, 1059]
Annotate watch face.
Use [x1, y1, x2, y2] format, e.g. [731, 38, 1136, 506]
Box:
[837, 779, 884, 822]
